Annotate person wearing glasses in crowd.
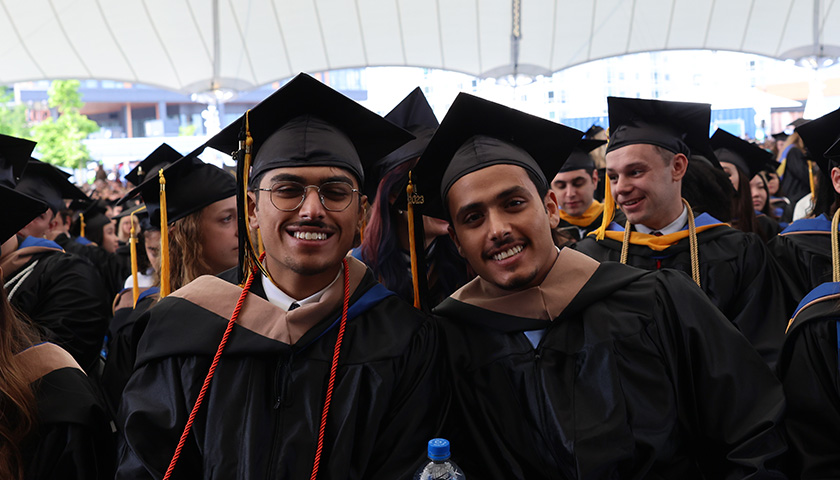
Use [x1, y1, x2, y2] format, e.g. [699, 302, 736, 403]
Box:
[116, 74, 444, 479]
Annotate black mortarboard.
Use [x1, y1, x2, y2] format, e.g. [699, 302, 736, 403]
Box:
[795, 108, 840, 176]
[124, 143, 182, 186]
[710, 129, 775, 179]
[123, 150, 236, 225]
[771, 131, 790, 142]
[583, 124, 605, 139]
[409, 92, 583, 220]
[0, 139, 47, 244]
[827, 137, 840, 162]
[16, 159, 87, 212]
[558, 139, 606, 173]
[112, 202, 146, 221]
[74, 200, 110, 232]
[789, 118, 810, 129]
[606, 96, 714, 161]
[205, 73, 414, 190]
[369, 87, 439, 195]
[0, 134, 36, 189]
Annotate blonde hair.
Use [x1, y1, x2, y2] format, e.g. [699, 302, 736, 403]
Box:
[165, 210, 211, 291]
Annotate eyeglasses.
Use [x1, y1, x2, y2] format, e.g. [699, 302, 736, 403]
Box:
[254, 181, 361, 212]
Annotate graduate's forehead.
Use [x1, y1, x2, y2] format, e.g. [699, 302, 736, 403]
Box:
[260, 166, 360, 188]
[446, 164, 537, 210]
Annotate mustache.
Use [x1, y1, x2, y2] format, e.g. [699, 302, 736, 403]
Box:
[484, 236, 519, 257]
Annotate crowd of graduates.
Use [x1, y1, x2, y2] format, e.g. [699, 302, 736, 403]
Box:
[2, 72, 840, 479]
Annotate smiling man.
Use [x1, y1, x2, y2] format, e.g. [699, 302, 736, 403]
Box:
[574, 97, 792, 367]
[413, 92, 787, 479]
[116, 74, 444, 479]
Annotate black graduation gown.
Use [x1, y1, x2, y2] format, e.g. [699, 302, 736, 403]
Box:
[117, 257, 444, 479]
[2, 237, 111, 373]
[100, 287, 158, 420]
[777, 282, 840, 478]
[574, 215, 793, 367]
[756, 213, 782, 242]
[55, 233, 132, 298]
[766, 215, 833, 306]
[434, 248, 787, 479]
[17, 342, 115, 479]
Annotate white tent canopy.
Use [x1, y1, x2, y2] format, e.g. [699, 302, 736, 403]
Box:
[0, 0, 837, 95]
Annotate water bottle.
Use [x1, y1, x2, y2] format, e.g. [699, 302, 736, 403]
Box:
[413, 438, 465, 480]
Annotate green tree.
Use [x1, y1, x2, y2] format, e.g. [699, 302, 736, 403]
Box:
[0, 87, 30, 138]
[32, 80, 99, 169]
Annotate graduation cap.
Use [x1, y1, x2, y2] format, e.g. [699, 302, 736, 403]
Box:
[72, 200, 111, 237]
[369, 87, 439, 196]
[771, 131, 790, 142]
[710, 129, 776, 179]
[794, 107, 840, 175]
[205, 73, 414, 191]
[558, 139, 606, 173]
[605, 96, 715, 162]
[112, 202, 147, 222]
[409, 92, 584, 220]
[0, 137, 47, 244]
[789, 118, 810, 129]
[16, 159, 87, 212]
[123, 149, 236, 226]
[204, 72, 414, 282]
[584, 124, 605, 139]
[0, 134, 36, 189]
[124, 143, 182, 186]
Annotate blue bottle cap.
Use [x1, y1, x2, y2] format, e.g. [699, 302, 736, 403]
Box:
[427, 438, 450, 461]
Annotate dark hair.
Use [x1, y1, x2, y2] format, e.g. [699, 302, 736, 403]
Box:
[729, 167, 759, 236]
[358, 160, 418, 301]
[754, 172, 776, 218]
[69, 217, 105, 246]
[681, 159, 733, 222]
[813, 161, 839, 218]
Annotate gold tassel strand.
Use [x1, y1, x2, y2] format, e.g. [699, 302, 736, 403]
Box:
[80, 213, 86, 238]
[159, 169, 171, 298]
[406, 172, 423, 309]
[595, 174, 614, 241]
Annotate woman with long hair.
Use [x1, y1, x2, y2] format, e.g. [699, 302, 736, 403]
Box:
[751, 172, 782, 240]
[711, 129, 778, 242]
[355, 88, 470, 308]
[101, 154, 238, 419]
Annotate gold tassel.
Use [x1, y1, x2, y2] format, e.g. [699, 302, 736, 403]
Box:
[832, 207, 840, 283]
[257, 227, 265, 256]
[80, 213, 86, 238]
[808, 160, 816, 201]
[130, 205, 147, 307]
[594, 175, 614, 240]
[406, 172, 423, 309]
[159, 169, 171, 298]
[241, 110, 270, 281]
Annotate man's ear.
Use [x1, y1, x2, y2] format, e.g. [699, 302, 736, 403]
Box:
[448, 225, 465, 258]
[672, 153, 689, 181]
[591, 169, 599, 186]
[544, 190, 561, 229]
[247, 191, 259, 230]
